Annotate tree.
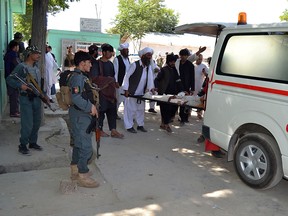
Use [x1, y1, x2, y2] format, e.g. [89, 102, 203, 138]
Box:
[107, 0, 179, 41]
[280, 9, 288, 21]
[13, 0, 78, 122]
[13, 0, 79, 77]
[30, 0, 49, 79]
[13, 0, 76, 41]
[152, 7, 179, 33]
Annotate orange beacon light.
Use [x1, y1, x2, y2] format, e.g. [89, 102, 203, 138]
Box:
[237, 12, 247, 25]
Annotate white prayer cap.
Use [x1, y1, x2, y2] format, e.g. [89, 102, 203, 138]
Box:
[118, 42, 129, 51]
[138, 47, 154, 57]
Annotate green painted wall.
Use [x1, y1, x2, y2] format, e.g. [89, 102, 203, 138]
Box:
[47, 29, 120, 68]
[0, 0, 26, 119]
[0, 0, 10, 118]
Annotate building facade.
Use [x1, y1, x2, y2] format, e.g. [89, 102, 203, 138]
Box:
[0, 0, 26, 119]
[47, 29, 120, 70]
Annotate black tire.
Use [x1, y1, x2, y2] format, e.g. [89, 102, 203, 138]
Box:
[233, 133, 283, 189]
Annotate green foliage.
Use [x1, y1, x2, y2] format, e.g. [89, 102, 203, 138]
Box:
[48, 0, 71, 15]
[107, 0, 179, 40]
[13, 0, 33, 41]
[13, 0, 78, 41]
[280, 9, 288, 21]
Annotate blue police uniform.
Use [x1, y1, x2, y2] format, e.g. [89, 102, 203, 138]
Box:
[68, 68, 94, 174]
[6, 63, 42, 148]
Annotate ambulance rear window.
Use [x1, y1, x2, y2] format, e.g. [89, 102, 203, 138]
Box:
[217, 32, 288, 83]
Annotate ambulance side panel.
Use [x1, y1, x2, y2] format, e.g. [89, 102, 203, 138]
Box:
[204, 26, 288, 178]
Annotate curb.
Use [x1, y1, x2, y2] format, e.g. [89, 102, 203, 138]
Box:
[0, 115, 71, 174]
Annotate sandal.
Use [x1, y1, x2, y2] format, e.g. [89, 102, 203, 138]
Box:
[160, 124, 172, 133]
[111, 130, 124, 139]
[197, 113, 203, 119]
[100, 130, 110, 137]
[165, 125, 172, 133]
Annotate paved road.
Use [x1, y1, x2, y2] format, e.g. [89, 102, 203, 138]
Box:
[1, 106, 288, 216]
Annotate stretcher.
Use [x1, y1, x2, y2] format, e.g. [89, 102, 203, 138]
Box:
[124, 92, 205, 110]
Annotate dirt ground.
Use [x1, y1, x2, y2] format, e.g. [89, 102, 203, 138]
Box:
[1, 105, 288, 216]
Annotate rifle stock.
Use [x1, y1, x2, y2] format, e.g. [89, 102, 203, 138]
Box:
[86, 116, 101, 159]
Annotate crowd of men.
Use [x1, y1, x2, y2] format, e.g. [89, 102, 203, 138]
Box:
[4, 35, 214, 188]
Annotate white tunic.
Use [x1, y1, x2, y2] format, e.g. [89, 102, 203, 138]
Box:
[45, 52, 58, 99]
[113, 55, 131, 107]
[149, 60, 160, 109]
[193, 63, 208, 96]
[122, 60, 155, 129]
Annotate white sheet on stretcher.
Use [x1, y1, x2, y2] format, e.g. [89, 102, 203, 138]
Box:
[143, 92, 204, 108]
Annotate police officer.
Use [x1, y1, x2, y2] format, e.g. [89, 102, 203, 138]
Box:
[6, 45, 44, 155]
[68, 51, 99, 188]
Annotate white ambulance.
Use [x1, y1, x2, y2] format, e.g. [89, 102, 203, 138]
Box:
[175, 18, 288, 189]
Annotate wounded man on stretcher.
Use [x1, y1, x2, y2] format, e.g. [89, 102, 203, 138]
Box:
[127, 91, 205, 110]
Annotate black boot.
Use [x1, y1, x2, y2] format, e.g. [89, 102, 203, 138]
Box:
[19, 145, 31, 155]
[29, 143, 43, 151]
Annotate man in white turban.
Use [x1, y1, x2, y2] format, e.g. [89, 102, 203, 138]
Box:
[122, 47, 155, 133]
[113, 42, 130, 119]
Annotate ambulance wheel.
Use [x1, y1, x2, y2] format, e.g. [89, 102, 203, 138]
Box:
[233, 133, 283, 189]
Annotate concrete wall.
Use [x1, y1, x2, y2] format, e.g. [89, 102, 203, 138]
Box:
[47, 29, 120, 69]
[126, 32, 215, 61]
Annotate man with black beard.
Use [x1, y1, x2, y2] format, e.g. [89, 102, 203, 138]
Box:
[88, 44, 99, 79]
[154, 53, 183, 133]
[122, 47, 155, 133]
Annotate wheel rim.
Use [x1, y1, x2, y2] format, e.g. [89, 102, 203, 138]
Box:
[239, 144, 268, 180]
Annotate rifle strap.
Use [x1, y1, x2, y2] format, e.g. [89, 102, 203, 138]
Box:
[99, 60, 104, 76]
[85, 78, 99, 105]
[27, 72, 43, 94]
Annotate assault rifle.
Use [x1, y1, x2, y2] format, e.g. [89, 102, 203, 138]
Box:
[14, 73, 56, 112]
[86, 115, 101, 159]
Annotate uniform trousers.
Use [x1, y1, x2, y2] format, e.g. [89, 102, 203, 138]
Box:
[124, 98, 145, 129]
[69, 108, 93, 173]
[19, 95, 42, 146]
